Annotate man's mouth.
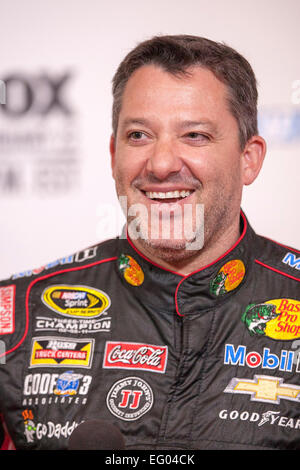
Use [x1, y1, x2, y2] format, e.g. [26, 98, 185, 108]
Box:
[143, 190, 194, 203]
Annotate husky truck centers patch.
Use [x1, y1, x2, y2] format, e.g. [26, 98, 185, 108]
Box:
[30, 337, 94, 368]
[0, 285, 16, 334]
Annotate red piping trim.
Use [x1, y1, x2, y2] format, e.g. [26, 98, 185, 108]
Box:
[127, 210, 247, 279]
[0, 257, 117, 358]
[255, 259, 300, 282]
[174, 211, 248, 317]
[0, 416, 15, 450]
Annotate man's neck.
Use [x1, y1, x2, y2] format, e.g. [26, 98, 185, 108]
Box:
[130, 216, 241, 276]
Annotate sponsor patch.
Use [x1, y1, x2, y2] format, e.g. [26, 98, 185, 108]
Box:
[224, 343, 298, 373]
[103, 342, 168, 373]
[118, 254, 144, 287]
[34, 420, 80, 441]
[35, 315, 111, 334]
[282, 252, 300, 271]
[219, 408, 300, 430]
[0, 285, 16, 334]
[224, 374, 300, 404]
[54, 371, 84, 396]
[22, 409, 36, 444]
[106, 376, 153, 421]
[42, 285, 111, 318]
[12, 247, 97, 279]
[210, 259, 245, 296]
[23, 370, 92, 406]
[242, 298, 300, 340]
[22, 409, 80, 443]
[22, 371, 92, 406]
[30, 337, 94, 368]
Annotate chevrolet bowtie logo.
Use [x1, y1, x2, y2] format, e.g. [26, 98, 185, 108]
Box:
[224, 375, 300, 404]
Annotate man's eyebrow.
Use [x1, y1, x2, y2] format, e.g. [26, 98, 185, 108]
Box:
[120, 118, 152, 129]
[119, 117, 218, 132]
[177, 120, 218, 131]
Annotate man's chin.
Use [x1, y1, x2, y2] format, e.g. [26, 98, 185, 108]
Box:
[135, 236, 202, 263]
[144, 237, 188, 250]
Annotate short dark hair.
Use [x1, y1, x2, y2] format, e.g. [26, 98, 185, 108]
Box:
[112, 34, 258, 149]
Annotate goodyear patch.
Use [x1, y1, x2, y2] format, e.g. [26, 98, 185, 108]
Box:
[41, 285, 111, 318]
[242, 298, 300, 340]
[30, 337, 94, 368]
[210, 259, 245, 296]
[118, 254, 144, 287]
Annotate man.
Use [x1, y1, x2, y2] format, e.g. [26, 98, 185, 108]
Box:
[0, 35, 299, 450]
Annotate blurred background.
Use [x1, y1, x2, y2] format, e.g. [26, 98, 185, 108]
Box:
[0, 0, 299, 280]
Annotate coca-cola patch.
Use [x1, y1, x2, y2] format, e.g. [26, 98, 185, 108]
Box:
[0, 285, 16, 334]
[103, 341, 168, 373]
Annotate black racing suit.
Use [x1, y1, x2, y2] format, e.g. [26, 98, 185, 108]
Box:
[0, 211, 299, 450]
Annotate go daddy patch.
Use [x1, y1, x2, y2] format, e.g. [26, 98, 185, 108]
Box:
[41, 285, 111, 318]
[242, 298, 300, 340]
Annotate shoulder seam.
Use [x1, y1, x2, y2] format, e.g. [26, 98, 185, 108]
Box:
[260, 236, 300, 254]
[255, 259, 300, 282]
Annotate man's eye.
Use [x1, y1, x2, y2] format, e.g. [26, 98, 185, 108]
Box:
[185, 132, 209, 140]
[128, 131, 146, 140]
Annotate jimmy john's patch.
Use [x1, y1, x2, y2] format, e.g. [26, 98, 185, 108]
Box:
[210, 259, 245, 296]
[106, 376, 153, 421]
[30, 337, 94, 368]
[41, 285, 111, 318]
[0, 285, 16, 334]
[242, 299, 300, 340]
[118, 254, 144, 287]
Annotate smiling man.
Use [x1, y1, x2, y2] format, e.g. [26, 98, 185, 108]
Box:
[110, 55, 265, 273]
[0, 35, 299, 451]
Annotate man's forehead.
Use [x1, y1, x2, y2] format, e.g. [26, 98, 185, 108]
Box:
[120, 64, 229, 112]
[124, 63, 226, 92]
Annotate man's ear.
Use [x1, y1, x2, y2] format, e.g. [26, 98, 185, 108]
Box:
[110, 134, 116, 180]
[241, 135, 267, 186]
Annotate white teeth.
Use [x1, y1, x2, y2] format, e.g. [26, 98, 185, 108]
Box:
[145, 190, 192, 200]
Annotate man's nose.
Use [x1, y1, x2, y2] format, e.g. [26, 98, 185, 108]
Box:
[145, 137, 183, 180]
